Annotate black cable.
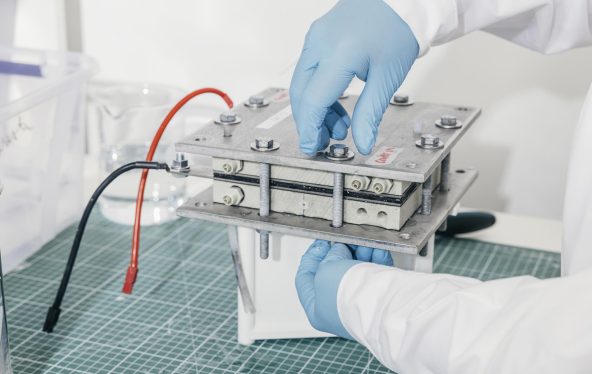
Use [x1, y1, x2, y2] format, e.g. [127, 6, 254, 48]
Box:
[43, 161, 169, 333]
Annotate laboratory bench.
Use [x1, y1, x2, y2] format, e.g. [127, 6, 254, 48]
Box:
[2, 209, 560, 373]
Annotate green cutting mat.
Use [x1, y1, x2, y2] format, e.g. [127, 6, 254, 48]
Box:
[4, 213, 560, 373]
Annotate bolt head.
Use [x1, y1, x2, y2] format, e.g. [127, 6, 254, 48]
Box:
[255, 137, 274, 149]
[393, 95, 409, 104]
[248, 95, 264, 105]
[420, 134, 440, 147]
[219, 111, 237, 123]
[222, 163, 232, 173]
[329, 144, 348, 157]
[351, 180, 362, 190]
[373, 184, 384, 193]
[222, 195, 232, 205]
[441, 115, 457, 126]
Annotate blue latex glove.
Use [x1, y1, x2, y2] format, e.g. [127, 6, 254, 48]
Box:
[295, 240, 393, 339]
[290, 0, 419, 156]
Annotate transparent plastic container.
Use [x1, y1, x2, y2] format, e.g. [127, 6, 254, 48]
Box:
[0, 45, 96, 272]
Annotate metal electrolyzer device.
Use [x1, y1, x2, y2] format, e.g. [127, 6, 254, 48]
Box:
[172, 87, 480, 344]
[173, 87, 480, 273]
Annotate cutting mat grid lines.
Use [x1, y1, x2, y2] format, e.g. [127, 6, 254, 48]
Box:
[4, 213, 560, 373]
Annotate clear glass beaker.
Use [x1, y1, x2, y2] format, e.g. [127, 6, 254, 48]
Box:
[89, 82, 187, 225]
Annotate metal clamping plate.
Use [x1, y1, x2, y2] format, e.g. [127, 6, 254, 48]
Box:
[176, 87, 481, 183]
[177, 169, 477, 254]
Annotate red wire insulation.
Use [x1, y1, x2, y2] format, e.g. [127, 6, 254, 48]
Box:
[122, 88, 233, 294]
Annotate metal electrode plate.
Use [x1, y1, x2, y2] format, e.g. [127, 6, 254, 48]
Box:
[178, 169, 477, 254]
[176, 87, 480, 183]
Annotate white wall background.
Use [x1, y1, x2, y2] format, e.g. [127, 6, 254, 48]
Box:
[12, 0, 592, 221]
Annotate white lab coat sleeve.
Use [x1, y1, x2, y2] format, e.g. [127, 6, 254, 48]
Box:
[337, 263, 592, 373]
[384, 0, 592, 56]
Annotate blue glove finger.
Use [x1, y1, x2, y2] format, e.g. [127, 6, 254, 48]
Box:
[321, 243, 353, 264]
[290, 34, 318, 119]
[371, 249, 394, 266]
[352, 245, 373, 262]
[350, 69, 396, 155]
[319, 122, 331, 152]
[324, 101, 351, 141]
[295, 240, 332, 318]
[297, 63, 355, 155]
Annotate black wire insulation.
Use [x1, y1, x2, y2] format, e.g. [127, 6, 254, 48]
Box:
[43, 161, 169, 333]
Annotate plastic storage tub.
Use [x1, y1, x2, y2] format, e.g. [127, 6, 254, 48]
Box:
[0, 46, 96, 272]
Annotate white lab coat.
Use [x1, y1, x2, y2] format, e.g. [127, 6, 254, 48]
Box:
[336, 1, 592, 373]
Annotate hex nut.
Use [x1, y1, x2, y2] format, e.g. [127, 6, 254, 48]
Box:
[421, 134, 440, 147]
[255, 138, 274, 149]
[222, 186, 244, 206]
[393, 95, 409, 104]
[329, 144, 349, 158]
[416, 134, 444, 149]
[249, 95, 264, 105]
[435, 114, 462, 129]
[441, 115, 457, 126]
[370, 178, 393, 194]
[245, 95, 269, 108]
[219, 111, 237, 123]
[170, 153, 190, 177]
[390, 94, 414, 106]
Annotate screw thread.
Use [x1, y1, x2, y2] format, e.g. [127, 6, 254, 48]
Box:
[332, 172, 344, 227]
[421, 175, 433, 215]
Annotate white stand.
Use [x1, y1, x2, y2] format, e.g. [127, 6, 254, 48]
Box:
[235, 228, 435, 345]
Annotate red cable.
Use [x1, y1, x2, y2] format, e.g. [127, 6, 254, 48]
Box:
[122, 88, 233, 294]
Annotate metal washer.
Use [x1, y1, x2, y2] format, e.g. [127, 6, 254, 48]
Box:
[390, 96, 414, 106]
[214, 117, 242, 126]
[250, 141, 280, 152]
[435, 119, 463, 129]
[324, 150, 355, 161]
[415, 139, 445, 150]
[244, 100, 270, 109]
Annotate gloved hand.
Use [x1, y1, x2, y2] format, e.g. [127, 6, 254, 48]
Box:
[290, 0, 419, 156]
[295, 240, 393, 339]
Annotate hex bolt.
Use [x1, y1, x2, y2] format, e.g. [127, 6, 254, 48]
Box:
[325, 143, 354, 161]
[245, 95, 269, 108]
[219, 111, 237, 123]
[217, 111, 241, 137]
[350, 176, 371, 191]
[436, 114, 462, 129]
[370, 178, 393, 195]
[222, 186, 244, 206]
[421, 134, 440, 148]
[249, 95, 264, 105]
[330, 144, 348, 158]
[393, 95, 409, 104]
[441, 115, 457, 126]
[440, 153, 451, 192]
[259, 163, 271, 259]
[255, 138, 274, 150]
[421, 175, 433, 215]
[332, 172, 344, 228]
[251, 137, 279, 152]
